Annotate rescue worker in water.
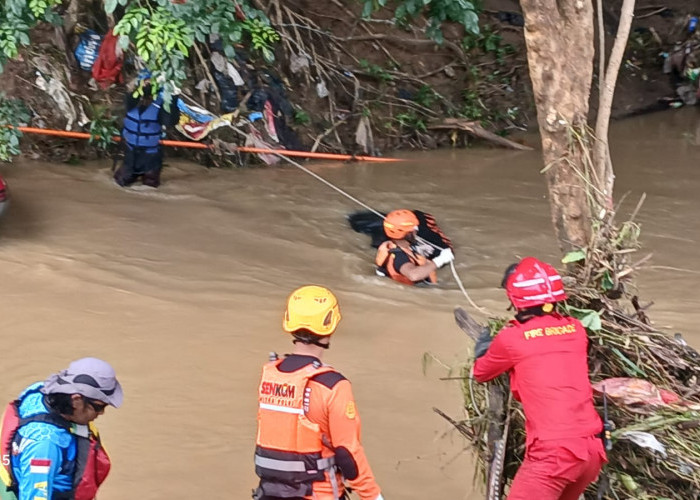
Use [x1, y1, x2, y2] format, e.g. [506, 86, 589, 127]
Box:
[0, 357, 122, 500]
[253, 285, 384, 500]
[473, 257, 607, 500]
[113, 75, 180, 188]
[375, 209, 454, 285]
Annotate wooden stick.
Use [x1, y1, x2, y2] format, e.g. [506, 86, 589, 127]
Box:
[193, 43, 222, 105]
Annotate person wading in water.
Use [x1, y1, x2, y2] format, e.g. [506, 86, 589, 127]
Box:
[114, 73, 180, 188]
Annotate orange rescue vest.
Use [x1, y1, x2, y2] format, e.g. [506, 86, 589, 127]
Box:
[374, 241, 437, 285]
[255, 356, 337, 496]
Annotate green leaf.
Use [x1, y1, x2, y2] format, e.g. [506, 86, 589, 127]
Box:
[361, 1, 373, 18]
[611, 347, 647, 377]
[601, 271, 615, 291]
[579, 310, 601, 332]
[562, 249, 586, 264]
[262, 46, 274, 64]
[223, 44, 235, 58]
[118, 35, 130, 51]
[465, 13, 480, 35]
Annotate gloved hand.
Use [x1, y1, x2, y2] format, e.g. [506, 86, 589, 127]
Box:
[432, 247, 454, 268]
[474, 327, 493, 359]
[375, 495, 385, 500]
[171, 83, 182, 96]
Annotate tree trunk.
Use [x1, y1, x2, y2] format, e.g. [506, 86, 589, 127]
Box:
[520, 0, 595, 252]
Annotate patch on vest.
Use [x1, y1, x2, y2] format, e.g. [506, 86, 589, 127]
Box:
[345, 401, 356, 419]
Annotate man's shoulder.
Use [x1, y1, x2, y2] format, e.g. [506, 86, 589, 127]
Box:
[310, 370, 347, 390]
[18, 423, 73, 449]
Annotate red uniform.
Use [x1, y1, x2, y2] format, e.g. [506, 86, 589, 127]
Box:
[473, 313, 607, 500]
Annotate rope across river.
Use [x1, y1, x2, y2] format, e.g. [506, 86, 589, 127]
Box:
[267, 150, 488, 314]
[13, 124, 486, 313]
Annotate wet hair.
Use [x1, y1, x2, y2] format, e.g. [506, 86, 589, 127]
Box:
[501, 263, 519, 288]
[515, 305, 549, 323]
[292, 329, 330, 349]
[45, 393, 75, 415]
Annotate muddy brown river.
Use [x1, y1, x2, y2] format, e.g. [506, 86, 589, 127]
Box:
[0, 108, 698, 499]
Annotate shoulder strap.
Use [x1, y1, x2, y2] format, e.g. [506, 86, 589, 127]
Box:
[16, 390, 72, 431]
[309, 369, 346, 390]
[18, 411, 71, 431]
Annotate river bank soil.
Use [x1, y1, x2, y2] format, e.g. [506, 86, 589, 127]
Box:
[0, 0, 696, 161]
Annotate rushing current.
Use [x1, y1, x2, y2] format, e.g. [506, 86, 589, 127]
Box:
[0, 108, 698, 499]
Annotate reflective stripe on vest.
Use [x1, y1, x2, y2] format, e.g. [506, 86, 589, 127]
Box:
[122, 96, 163, 152]
[259, 402, 304, 415]
[374, 240, 437, 285]
[254, 455, 335, 473]
[255, 359, 336, 485]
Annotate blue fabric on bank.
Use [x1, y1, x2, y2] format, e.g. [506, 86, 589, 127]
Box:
[248, 111, 263, 122]
[11, 383, 77, 500]
[74, 30, 103, 71]
[137, 69, 152, 82]
[177, 99, 214, 124]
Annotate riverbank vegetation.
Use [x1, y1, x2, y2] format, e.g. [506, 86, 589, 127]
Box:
[2, 0, 692, 164]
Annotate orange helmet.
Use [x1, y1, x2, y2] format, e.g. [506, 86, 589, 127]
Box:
[383, 209, 418, 239]
[283, 285, 341, 336]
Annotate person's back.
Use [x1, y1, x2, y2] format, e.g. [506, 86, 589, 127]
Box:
[475, 313, 602, 444]
[472, 257, 606, 500]
[266, 354, 379, 500]
[253, 285, 383, 500]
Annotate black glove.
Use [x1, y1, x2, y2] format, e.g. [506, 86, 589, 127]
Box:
[474, 328, 493, 359]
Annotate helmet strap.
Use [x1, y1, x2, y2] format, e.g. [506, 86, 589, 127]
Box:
[292, 334, 330, 349]
[515, 305, 548, 323]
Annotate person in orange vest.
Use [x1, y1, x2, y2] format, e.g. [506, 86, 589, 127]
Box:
[374, 209, 454, 285]
[253, 285, 384, 500]
[0, 357, 122, 500]
[473, 257, 607, 499]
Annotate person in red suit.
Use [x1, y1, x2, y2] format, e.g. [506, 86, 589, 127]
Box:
[473, 257, 607, 500]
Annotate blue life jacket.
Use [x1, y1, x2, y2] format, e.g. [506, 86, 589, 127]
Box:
[5, 384, 78, 499]
[121, 96, 164, 153]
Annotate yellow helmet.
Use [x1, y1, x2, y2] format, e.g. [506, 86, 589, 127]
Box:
[283, 285, 341, 336]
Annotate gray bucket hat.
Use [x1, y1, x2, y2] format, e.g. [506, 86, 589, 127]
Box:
[41, 357, 123, 408]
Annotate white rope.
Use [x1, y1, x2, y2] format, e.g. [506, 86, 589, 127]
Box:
[450, 261, 488, 314]
[270, 151, 488, 313]
[176, 95, 486, 313]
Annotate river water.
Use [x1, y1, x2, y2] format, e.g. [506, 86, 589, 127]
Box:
[0, 108, 698, 499]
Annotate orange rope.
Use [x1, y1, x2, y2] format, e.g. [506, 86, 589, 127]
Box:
[14, 126, 402, 163]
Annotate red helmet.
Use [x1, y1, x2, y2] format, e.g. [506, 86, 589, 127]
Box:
[503, 257, 567, 309]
